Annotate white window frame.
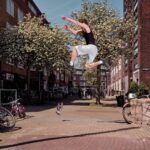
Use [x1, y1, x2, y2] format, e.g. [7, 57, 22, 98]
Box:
[80, 82, 85, 86]
[18, 8, 24, 22]
[6, 22, 12, 28]
[80, 76, 85, 80]
[76, 71, 82, 75]
[6, 58, 14, 66]
[6, 0, 14, 17]
[17, 63, 24, 69]
[28, 1, 37, 15]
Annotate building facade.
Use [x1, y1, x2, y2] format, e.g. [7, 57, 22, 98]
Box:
[73, 69, 86, 88]
[0, 0, 43, 28]
[0, 0, 44, 90]
[0, 0, 72, 100]
[108, 0, 150, 96]
[109, 57, 124, 95]
[124, 0, 150, 90]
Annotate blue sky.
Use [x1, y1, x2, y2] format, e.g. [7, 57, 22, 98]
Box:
[34, 0, 123, 26]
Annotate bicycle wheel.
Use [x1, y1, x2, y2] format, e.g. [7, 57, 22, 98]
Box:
[122, 103, 134, 124]
[0, 107, 16, 129]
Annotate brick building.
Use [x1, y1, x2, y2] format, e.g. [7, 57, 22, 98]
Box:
[0, 0, 44, 28]
[72, 69, 85, 87]
[108, 57, 124, 95]
[0, 0, 72, 101]
[108, 0, 150, 95]
[0, 0, 45, 90]
[124, 0, 150, 91]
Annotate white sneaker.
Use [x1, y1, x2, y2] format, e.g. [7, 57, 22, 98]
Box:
[98, 60, 103, 65]
[70, 61, 74, 66]
[56, 110, 61, 115]
[100, 59, 109, 68]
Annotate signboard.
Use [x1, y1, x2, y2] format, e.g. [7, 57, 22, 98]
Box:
[6, 73, 14, 81]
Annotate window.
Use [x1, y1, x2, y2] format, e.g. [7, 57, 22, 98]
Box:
[134, 33, 138, 43]
[118, 60, 121, 71]
[80, 76, 85, 80]
[28, 1, 37, 15]
[17, 63, 24, 69]
[6, 58, 14, 65]
[134, 47, 138, 56]
[6, 0, 14, 17]
[134, 2, 138, 11]
[73, 82, 77, 87]
[61, 74, 64, 81]
[6, 22, 12, 28]
[30, 67, 36, 71]
[56, 73, 59, 80]
[65, 76, 68, 83]
[18, 8, 24, 22]
[80, 82, 85, 86]
[134, 40, 138, 49]
[76, 71, 82, 75]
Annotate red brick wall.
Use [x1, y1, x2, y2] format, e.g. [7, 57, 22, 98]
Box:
[0, 0, 42, 28]
[0, 0, 8, 27]
[1, 63, 26, 76]
[0, 0, 43, 76]
[140, 0, 150, 89]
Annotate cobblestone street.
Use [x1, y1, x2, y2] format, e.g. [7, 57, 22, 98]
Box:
[0, 97, 150, 150]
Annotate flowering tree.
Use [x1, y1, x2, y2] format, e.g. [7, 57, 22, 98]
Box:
[70, 0, 133, 102]
[0, 14, 70, 99]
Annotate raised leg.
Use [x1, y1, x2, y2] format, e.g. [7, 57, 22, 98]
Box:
[70, 47, 77, 66]
[85, 61, 103, 69]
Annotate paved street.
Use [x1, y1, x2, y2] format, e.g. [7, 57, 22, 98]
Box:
[0, 97, 150, 150]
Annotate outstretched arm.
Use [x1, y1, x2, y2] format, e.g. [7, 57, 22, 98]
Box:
[63, 25, 82, 35]
[61, 16, 90, 32]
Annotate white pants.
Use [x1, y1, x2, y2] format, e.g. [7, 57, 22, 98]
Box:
[75, 44, 98, 63]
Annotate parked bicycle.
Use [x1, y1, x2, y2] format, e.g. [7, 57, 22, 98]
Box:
[2, 98, 26, 118]
[0, 106, 16, 130]
[122, 94, 150, 125]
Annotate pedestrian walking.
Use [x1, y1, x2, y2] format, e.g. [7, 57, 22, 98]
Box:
[56, 92, 64, 115]
[56, 100, 63, 115]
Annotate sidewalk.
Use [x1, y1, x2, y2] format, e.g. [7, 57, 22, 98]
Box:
[0, 97, 150, 150]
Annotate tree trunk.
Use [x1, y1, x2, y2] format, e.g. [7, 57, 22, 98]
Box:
[96, 65, 101, 104]
[26, 66, 31, 103]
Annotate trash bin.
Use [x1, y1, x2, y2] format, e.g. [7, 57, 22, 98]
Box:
[116, 95, 125, 107]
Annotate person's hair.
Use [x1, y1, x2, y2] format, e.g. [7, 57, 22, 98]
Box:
[78, 18, 88, 25]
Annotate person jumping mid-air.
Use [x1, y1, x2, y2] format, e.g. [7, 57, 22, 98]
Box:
[61, 16, 104, 69]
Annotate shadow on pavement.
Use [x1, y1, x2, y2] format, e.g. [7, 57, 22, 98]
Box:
[25, 96, 119, 112]
[16, 115, 35, 122]
[25, 96, 88, 112]
[101, 103, 117, 107]
[26, 105, 55, 112]
[97, 120, 126, 124]
[66, 102, 91, 106]
[0, 126, 140, 149]
[0, 126, 22, 133]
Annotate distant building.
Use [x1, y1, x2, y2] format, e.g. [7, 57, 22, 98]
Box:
[108, 57, 124, 95]
[73, 69, 86, 88]
[100, 65, 109, 96]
